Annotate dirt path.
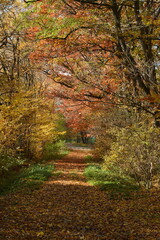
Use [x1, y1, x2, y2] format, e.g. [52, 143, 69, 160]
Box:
[0, 150, 160, 240]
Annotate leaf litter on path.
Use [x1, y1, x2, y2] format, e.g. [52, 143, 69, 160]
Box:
[0, 149, 160, 240]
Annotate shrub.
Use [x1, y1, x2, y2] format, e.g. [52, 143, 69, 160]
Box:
[42, 140, 69, 161]
[92, 108, 160, 189]
[104, 125, 160, 188]
[0, 154, 25, 174]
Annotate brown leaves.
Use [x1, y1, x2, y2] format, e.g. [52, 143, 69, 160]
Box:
[0, 150, 160, 239]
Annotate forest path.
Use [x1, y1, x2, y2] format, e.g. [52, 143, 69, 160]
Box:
[0, 150, 160, 240]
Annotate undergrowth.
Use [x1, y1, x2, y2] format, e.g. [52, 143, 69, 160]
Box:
[43, 140, 69, 161]
[84, 155, 102, 163]
[84, 165, 139, 199]
[0, 164, 54, 196]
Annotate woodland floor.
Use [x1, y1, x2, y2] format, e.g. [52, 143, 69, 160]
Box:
[0, 149, 160, 240]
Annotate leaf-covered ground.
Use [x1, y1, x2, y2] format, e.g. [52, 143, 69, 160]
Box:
[0, 150, 160, 240]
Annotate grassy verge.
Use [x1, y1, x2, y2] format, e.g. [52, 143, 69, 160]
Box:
[0, 164, 55, 196]
[84, 165, 140, 199]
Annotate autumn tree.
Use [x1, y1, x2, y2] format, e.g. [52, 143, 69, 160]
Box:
[21, 0, 160, 127]
[0, 0, 64, 172]
[22, 0, 119, 102]
[60, 101, 95, 143]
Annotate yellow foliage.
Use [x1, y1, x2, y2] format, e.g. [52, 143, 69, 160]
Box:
[0, 84, 63, 160]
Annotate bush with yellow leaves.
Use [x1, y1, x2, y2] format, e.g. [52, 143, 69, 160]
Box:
[103, 123, 160, 189]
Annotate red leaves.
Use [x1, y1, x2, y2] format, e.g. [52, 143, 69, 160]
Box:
[25, 26, 40, 41]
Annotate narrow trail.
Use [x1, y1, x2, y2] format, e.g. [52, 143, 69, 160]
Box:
[51, 149, 90, 187]
[0, 150, 160, 240]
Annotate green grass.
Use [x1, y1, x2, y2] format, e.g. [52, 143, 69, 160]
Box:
[43, 140, 69, 161]
[84, 165, 139, 199]
[0, 164, 54, 196]
[84, 155, 94, 163]
[19, 164, 54, 180]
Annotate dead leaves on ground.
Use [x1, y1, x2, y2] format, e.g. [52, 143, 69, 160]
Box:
[0, 150, 160, 240]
